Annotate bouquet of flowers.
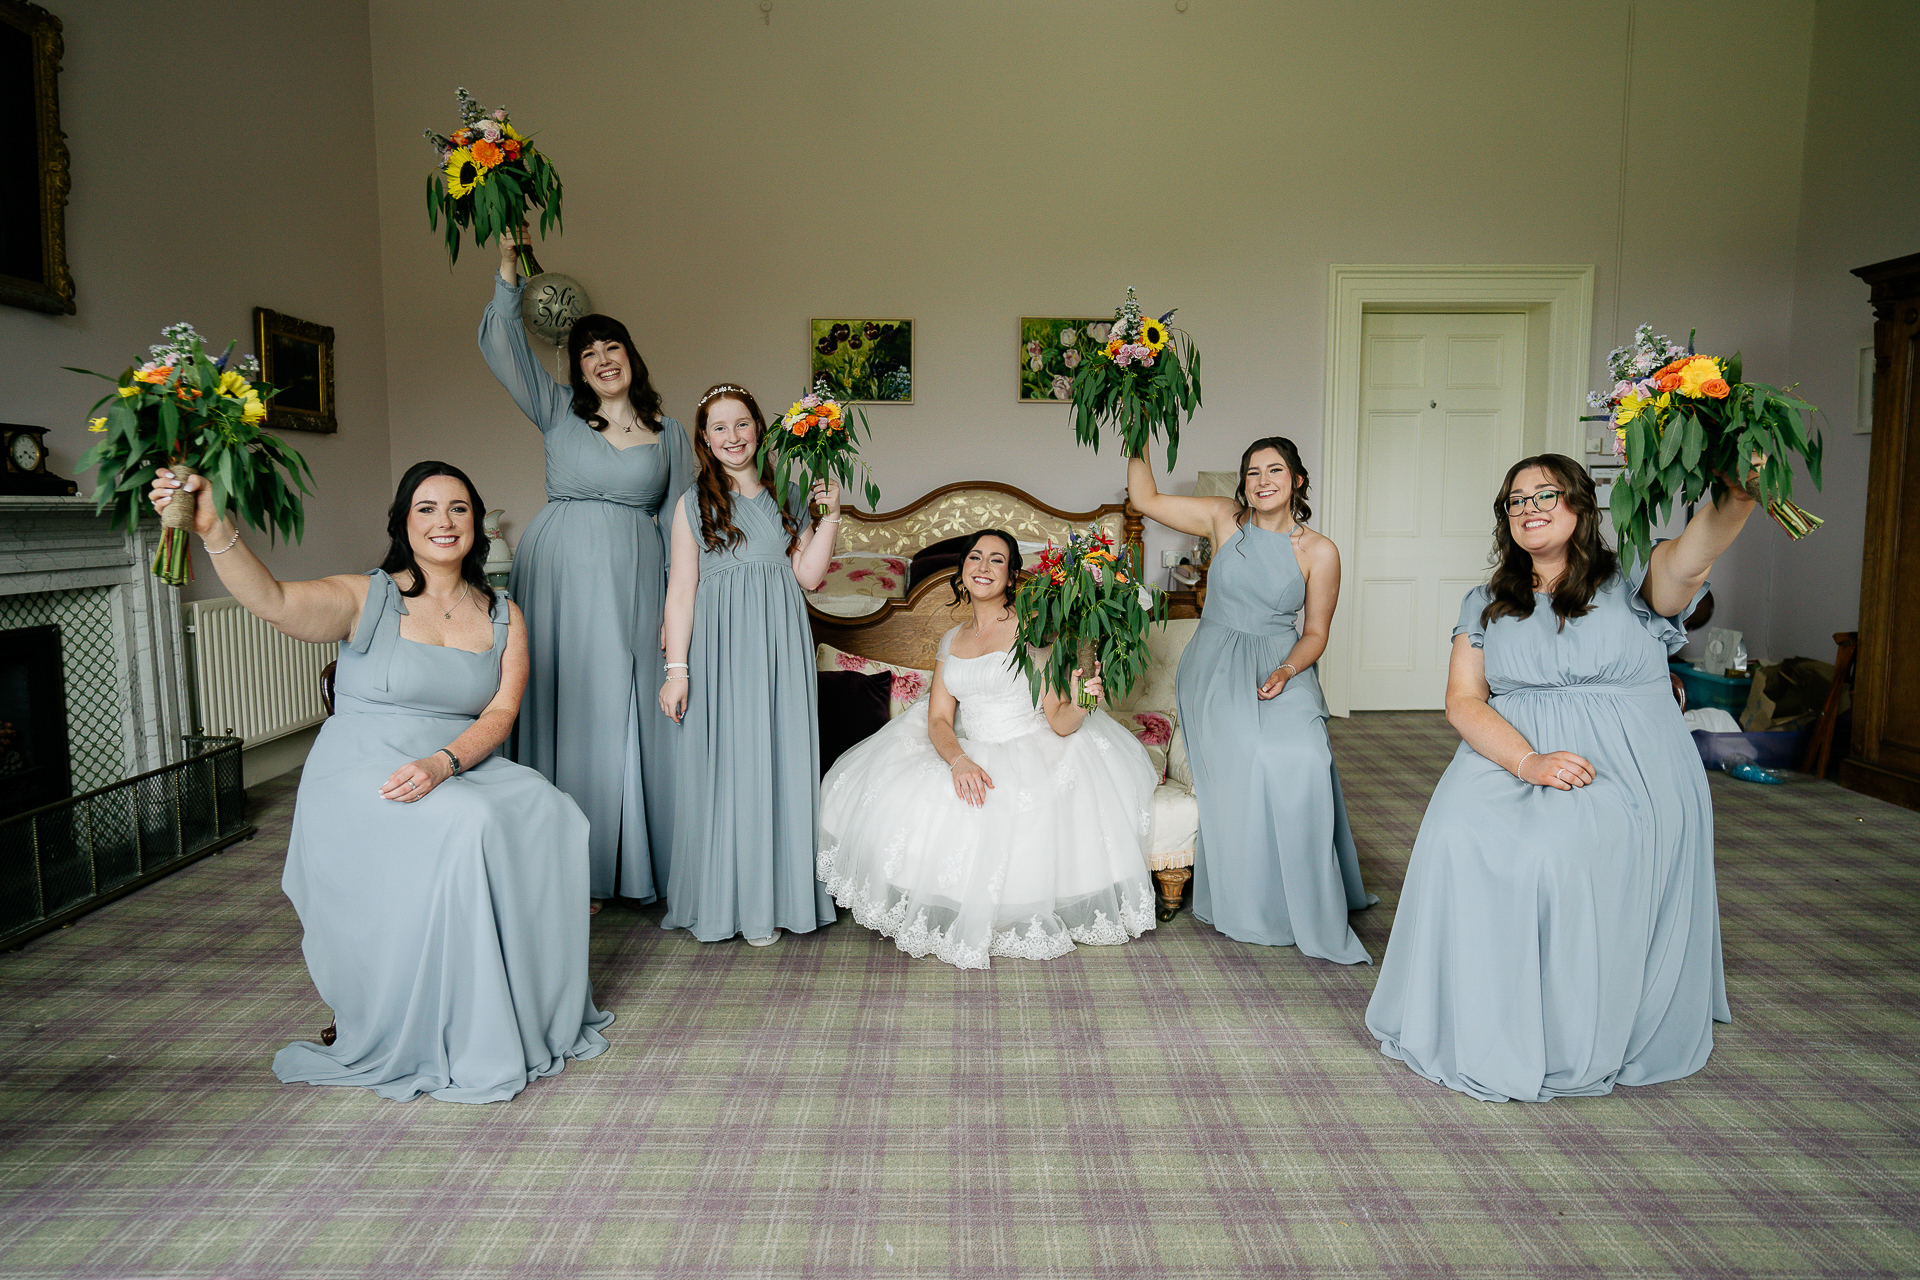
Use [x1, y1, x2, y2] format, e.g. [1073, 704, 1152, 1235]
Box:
[1013, 528, 1162, 709]
[423, 88, 562, 273]
[1587, 324, 1823, 569]
[1067, 287, 1202, 469]
[72, 323, 314, 586]
[757, 386, 882, 517]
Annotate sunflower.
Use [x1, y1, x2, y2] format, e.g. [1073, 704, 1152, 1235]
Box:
[443, 147, 480, 198]
[1138, 317, 1168, 351]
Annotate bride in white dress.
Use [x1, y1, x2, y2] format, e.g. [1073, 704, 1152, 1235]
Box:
[818, 529, 1159, 969]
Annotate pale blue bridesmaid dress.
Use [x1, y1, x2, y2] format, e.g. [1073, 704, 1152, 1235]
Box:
[273, 571, 612, 1103]
[1365, 564, 1725, 1102]
[1176, 523, 1375, 963]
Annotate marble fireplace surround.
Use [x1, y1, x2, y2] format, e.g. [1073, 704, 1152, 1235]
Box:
[0, 497, 192, 791]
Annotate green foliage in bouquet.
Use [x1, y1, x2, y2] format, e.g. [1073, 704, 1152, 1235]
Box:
[1013, 528, 1162, 710]
[1588, 326, 1822, 571]
[1067, 287, 1201, 470]
[72, 323, 313, 586]
[757, 388, 882, 518]
[424, 88, 562, 273]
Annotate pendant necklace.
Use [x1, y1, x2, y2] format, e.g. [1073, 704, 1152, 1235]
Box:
[439, 586, 469, 620]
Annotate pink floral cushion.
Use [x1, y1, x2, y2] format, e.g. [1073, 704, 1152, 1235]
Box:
[1128, 711, 1175, 781]
[815, 553, 910, 600]
[815, 643, 932, 718]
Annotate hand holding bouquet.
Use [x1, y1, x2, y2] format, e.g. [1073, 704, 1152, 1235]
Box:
[1587, 325, 1823, 569]
[758, 386, 881, 518]
[1013, 528, 1161, 709]
[1067, 287, 1202, 470]
[424, 88, 562, 274]
[72, 323, 314, 585]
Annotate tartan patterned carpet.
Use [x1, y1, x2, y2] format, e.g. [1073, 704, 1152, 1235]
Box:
[1, 711, 1916, 1279]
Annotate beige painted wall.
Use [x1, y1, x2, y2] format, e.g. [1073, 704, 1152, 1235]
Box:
[0, 0, 392, 600]
[369, 0, 1817, 632]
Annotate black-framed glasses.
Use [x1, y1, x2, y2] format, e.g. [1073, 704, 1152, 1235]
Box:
[1503, 489, 1561, 516]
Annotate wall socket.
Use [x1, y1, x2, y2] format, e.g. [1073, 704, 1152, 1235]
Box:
[1161, 550, 1180, 567]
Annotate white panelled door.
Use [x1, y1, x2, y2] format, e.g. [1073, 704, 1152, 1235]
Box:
[1349, 312, 1527, 710]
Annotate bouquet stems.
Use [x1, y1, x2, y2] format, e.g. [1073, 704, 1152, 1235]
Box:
[152, 461, 200, 587]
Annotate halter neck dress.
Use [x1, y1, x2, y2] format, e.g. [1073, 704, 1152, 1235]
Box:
[481, 274, 695, 902]
[1365, 565, 1726, 1101]
[661, 489, 836, 942]
[273, 570, 612, 1103]
[1174, 522, 1375, 963]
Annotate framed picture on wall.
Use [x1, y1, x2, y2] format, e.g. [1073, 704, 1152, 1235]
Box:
[254, 307, 337, 434]
[0, 0, 75, 316]
[1019, 317, 1111, 402]
[810, 318, 912, 403]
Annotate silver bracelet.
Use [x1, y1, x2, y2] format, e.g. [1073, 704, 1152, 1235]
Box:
[1515, 750, 1539, 776]
[204, 527, 241, 555]
[949, 754, 969, 770]
[665, 662, 689, 672]
[1278, 663, 1297, 676]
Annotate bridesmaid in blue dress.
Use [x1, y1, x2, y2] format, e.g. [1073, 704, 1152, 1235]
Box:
[479, 231, 694, 909]
[1128, 438, 1375, 963]
[658, 385, 840, 945]
[1366, 454, 1756, 1101]
[150, 461, 611, 1103]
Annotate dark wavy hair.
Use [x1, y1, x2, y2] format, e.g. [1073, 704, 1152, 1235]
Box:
[567, 313, 664, 434]
[1234, 436, 1312, 528]
[380, 460, 496, 618]
[1480, 453, 1617, 632]
[691, 385, 799, 555]
[947, 529, 1023, 610]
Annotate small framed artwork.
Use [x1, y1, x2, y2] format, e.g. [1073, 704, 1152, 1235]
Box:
[810, 318, 912, 403]
[254, 307, 337, 434]
[0, 0, 75, 316]
[1019, 317, 1112, 402]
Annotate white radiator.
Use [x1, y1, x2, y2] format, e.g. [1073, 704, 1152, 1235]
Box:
[184, 597, 338, 745]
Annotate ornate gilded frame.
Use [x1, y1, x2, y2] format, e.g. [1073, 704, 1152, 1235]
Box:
[0, 0, 75, 315]
[253, 307, 338, 435]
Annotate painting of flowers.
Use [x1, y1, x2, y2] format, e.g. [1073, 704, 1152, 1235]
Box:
[810, 319, 912, 403]
[1020, 318, 1112, 402]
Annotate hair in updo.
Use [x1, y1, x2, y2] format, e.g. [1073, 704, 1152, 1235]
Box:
[1233, 436, 1312, 528]
[948, 529, 1023, 610]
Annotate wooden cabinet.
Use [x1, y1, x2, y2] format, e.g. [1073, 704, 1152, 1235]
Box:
[1841, 251, 1920, 810]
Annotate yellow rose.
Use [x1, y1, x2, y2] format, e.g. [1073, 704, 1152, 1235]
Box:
[117, 385, 140, 399]
[217, 370, 252, 398]
[1674, 356, 1724, 399]
[88, 416, 107, 432]
[241, 393, 267, 424]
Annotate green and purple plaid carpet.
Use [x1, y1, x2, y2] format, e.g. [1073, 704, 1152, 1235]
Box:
[1, 712, 1915, 1278]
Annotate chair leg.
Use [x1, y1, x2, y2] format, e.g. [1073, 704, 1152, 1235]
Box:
[1153, 867, 1191, 922]
[1800, 630, 1857, 777]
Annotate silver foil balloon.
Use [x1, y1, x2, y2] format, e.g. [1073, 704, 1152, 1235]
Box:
[520, 272, 592, 346]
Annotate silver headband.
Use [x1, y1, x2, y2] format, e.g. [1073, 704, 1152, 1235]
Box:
[698, 383, 749, 408]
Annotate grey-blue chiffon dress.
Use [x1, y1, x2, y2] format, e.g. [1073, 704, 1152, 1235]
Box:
[1176, 523, 1375, 963]
[480, 274, 694, 901]
[661, 488, 836, 942]
[273, 571, 613, 1103]
[1365, 564, 1725, 1102]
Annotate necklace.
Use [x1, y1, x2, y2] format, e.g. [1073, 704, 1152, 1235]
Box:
[434, 586, 471, 620]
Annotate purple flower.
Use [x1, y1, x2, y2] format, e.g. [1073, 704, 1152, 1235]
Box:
[1063, 349, 1081, 368]
[1050, 374, 1072, 399]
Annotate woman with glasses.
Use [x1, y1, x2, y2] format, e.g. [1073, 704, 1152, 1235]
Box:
[1366, 452, 1758, 1101]
[1128, 438, 1376, 964]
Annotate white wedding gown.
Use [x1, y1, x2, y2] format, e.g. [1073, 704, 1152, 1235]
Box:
[818, 628, 1158, 969]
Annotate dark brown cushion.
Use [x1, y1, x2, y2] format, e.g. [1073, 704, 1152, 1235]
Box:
[908, 534, 973, 593]
[818, 669, 893, 775]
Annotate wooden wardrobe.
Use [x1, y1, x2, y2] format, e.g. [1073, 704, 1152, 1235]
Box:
[1842, 251, 1920, 810]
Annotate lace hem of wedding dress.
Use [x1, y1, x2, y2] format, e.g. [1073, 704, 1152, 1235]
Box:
[819, 846, 1156, 970]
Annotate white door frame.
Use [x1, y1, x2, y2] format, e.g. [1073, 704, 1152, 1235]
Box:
[1319, 264, 1595, 716]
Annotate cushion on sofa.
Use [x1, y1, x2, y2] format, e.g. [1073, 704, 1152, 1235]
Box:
[817, 669, 893, 774]
[816, 553, 909, 600]
[815, 643, 932, 717]
[1126, 710, 1175, 781]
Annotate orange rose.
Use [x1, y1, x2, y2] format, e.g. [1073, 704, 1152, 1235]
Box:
[503, 140, 521, 160]
[471, 139, 504, 168]
[790, 419, 809, 437]
[1701, 377, 1730, 399]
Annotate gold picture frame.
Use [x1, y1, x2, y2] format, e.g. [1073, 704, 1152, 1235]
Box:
[254, 307, 338, 435]
[0, 0, 75, 315]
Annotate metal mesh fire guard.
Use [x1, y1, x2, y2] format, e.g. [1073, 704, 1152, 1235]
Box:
[0, 736, 254, 950]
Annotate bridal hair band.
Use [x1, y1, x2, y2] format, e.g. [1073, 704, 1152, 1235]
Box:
[698, 383, 750, 408]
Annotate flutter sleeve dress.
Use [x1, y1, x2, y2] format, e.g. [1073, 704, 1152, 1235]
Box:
[272, 571, 613, 1103]
[660, 488, 836, 942]
[1174, 523, 1376, 963]
[1364, 563, 1726, 1102]
[479, 274, 694, 902]
[817, 627, 1158, 969]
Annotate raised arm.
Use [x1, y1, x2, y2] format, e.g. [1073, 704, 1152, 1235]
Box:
[658, 493, 700, 723]
[1127, 451, 1237, 539]
[791, 479, 841, 591]
[1641, 484, 1759, 618]
[1444, 635, 1593, 791]
[477, 232, 573, 432]
[150, 469, 365, 643]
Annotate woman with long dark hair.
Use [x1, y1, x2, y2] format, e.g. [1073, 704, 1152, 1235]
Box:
[1366, 453, 1757, 1101]
[479, 232, 694, 911]
[148, 460, 611, 1102]
[1128, 438, 1375, 963]
[657, 385, 840, 945]
[816, 530, 1159, 968]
